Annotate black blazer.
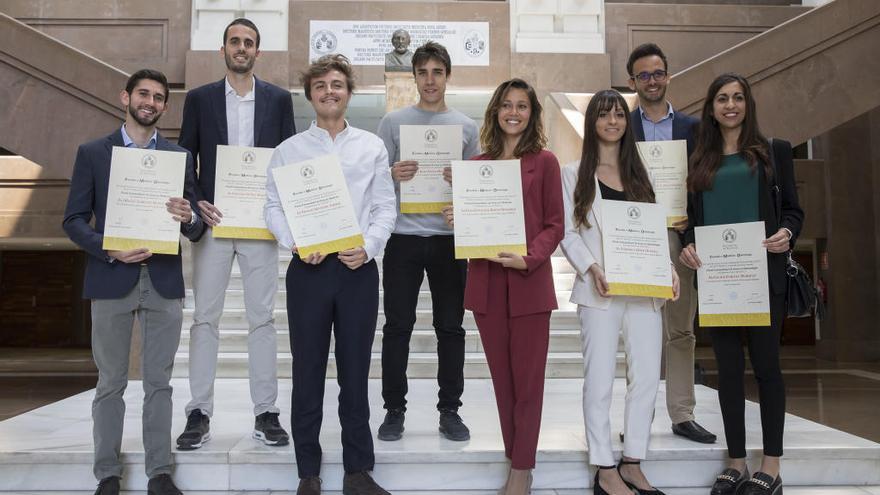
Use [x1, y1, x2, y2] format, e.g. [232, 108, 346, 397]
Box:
[684, 139, 804, 295]
[630, 107, 699, 157]
[62, 129, 204, 300]
[178, 77, 296, 203]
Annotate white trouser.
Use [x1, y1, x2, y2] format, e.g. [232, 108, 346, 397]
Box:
[186, 228, 280, 417]
[579, 296, 662, 466]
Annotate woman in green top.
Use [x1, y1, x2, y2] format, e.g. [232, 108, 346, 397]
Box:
[680, 73, 803, 495]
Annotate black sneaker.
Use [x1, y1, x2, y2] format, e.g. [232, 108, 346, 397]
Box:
[254, 411, 290, 446]
[438, 408, 470, 441]
[147, 473, 182, 495]
[342, 471, 390, 495]
[176, 409, 210, 451]
[94, 476, 120, 495]
[377, 408, 405, 441]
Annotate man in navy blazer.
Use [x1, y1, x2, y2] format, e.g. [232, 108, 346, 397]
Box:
[626, 43, 717, 446]
[63, 69, 203, 495]
[176, 18, 295, 451]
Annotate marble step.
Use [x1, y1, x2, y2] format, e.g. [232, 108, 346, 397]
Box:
[223, 253, 578, 277]
[183, 288, 577, 311]
[221, 271, 579, 291]
[170, 351, 595, 379]
[178, 328, 585, 354]
[2, 379, 878, 492]
[181, 308, 583, 331]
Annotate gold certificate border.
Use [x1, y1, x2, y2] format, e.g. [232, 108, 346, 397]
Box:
[455, 244, 527, 259]
[666, 215, 688, 228]
[103, 236, 179, 255]
[700, 312, 771, 327]
[213, 226, 275, 240]
[400, 202, 451, 214]
[298, 234, 365, 258]
[608, 282, 673, 299]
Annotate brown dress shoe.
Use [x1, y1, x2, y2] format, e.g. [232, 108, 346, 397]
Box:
[342, 471, 391, 495]
[297, 476, 321, 495]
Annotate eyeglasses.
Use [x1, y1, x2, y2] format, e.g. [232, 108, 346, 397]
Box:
[632, 70, 668, 83]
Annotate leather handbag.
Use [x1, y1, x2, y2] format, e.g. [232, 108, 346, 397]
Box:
[768, 139, 824, 319]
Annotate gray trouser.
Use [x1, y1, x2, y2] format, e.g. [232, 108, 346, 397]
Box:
[186, 228, 279, 417]
[91, 266, 183, 480]
[661, 229, 699, 424]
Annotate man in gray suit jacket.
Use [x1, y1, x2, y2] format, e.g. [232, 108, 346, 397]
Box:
[63, 69, 204, 495]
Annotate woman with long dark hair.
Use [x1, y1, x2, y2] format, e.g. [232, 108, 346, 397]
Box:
[442, 78, 564, 495]
[560, 89, 679, 495]
[680, 73, 803, 495]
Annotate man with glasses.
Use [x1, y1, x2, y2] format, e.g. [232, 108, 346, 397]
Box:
[626, 43, 717, 445]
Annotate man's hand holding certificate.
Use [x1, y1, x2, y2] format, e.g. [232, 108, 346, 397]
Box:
[693, 221, 771, 327]
[271, 154, 364, 258]
[450, 159, 527, 259]
[399, 125, 462, 213]
[102, 146, 188, 255]
[212, 145, 276, 240]
[637, 140, 688, 228]
[600, 200, 675, 299]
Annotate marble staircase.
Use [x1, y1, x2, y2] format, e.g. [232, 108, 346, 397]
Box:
[173, 249, 608, 379]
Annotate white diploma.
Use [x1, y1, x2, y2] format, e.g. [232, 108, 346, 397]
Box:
[399, 125, 462, 213]
[695, 221, 770, 327]
[102, 146, 185, 255]
[270, 154, 364, 258]
[212, 145, 275, 240]
[637, 140, 688, 227]
[600, 200, 673, 298]
[451, 159, 526, 259]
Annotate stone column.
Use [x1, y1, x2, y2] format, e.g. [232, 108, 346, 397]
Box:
[510, 0, 605, 54]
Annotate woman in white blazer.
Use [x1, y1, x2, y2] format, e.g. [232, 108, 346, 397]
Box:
[560, 90, 679, 495]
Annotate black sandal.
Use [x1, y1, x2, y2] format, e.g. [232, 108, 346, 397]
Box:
[741, 471, 782, 495]
[710, 467, 749, 495]
[593, 465, 621, 495]
[617, 459, 666, 495]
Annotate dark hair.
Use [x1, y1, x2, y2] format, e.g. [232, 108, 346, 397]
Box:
[687, 73, 771, 192]
[125, 69, 170, 102]
[223, 18, 261, 49]
[480, 78, 546, 159]
[572, 90, 655, 228]
[626, 43, 668, 77]
[411, 41, 452, 76]
[300, 54, 356, 101]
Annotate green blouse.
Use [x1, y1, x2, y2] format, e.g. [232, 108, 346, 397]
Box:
[703, 153, 760, 225]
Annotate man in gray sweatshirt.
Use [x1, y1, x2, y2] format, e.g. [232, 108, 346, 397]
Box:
[376, 41, 480, 442]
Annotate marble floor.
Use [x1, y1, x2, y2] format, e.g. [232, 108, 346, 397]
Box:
[0, 378, 878, 493]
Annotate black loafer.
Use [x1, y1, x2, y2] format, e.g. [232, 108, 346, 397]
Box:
[741, 472, 782, 495]
[672, 420, 717, 444]
[710, 467, 749, 495]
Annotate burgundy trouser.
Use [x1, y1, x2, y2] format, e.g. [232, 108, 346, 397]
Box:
[473, 263, 551, 469]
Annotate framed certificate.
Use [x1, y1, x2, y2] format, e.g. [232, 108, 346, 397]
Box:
[695, 221, 771, 327]
[102, 146, 186, 255]
[270, 154, 364, 258]
[600, 200, 673, 298]
[451, 159, 526, 259]
[212, 145, 275, 240]
[399, 125, 462, 213]
[637, 140, 688, 227]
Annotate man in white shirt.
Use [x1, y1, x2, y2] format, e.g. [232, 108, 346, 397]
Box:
[177, 18, 295, 450]
[265, 54, 396, 495]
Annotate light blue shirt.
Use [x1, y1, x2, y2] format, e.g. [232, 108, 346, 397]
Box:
[120, 124, 158, 149]
[638, 102, 674, 142]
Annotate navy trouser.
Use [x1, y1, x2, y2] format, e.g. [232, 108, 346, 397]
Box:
[286, 254, 379, 478]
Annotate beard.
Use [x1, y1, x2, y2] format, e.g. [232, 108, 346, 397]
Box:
[225, 51, 255, 74]
[128, 104, 161, 127]
[638, 84, 666, 103]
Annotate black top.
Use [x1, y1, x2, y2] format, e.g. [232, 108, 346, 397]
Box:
[599, 180, 626, 201]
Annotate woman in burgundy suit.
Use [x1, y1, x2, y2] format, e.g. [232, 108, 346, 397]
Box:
[443, 78, 564, 495]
